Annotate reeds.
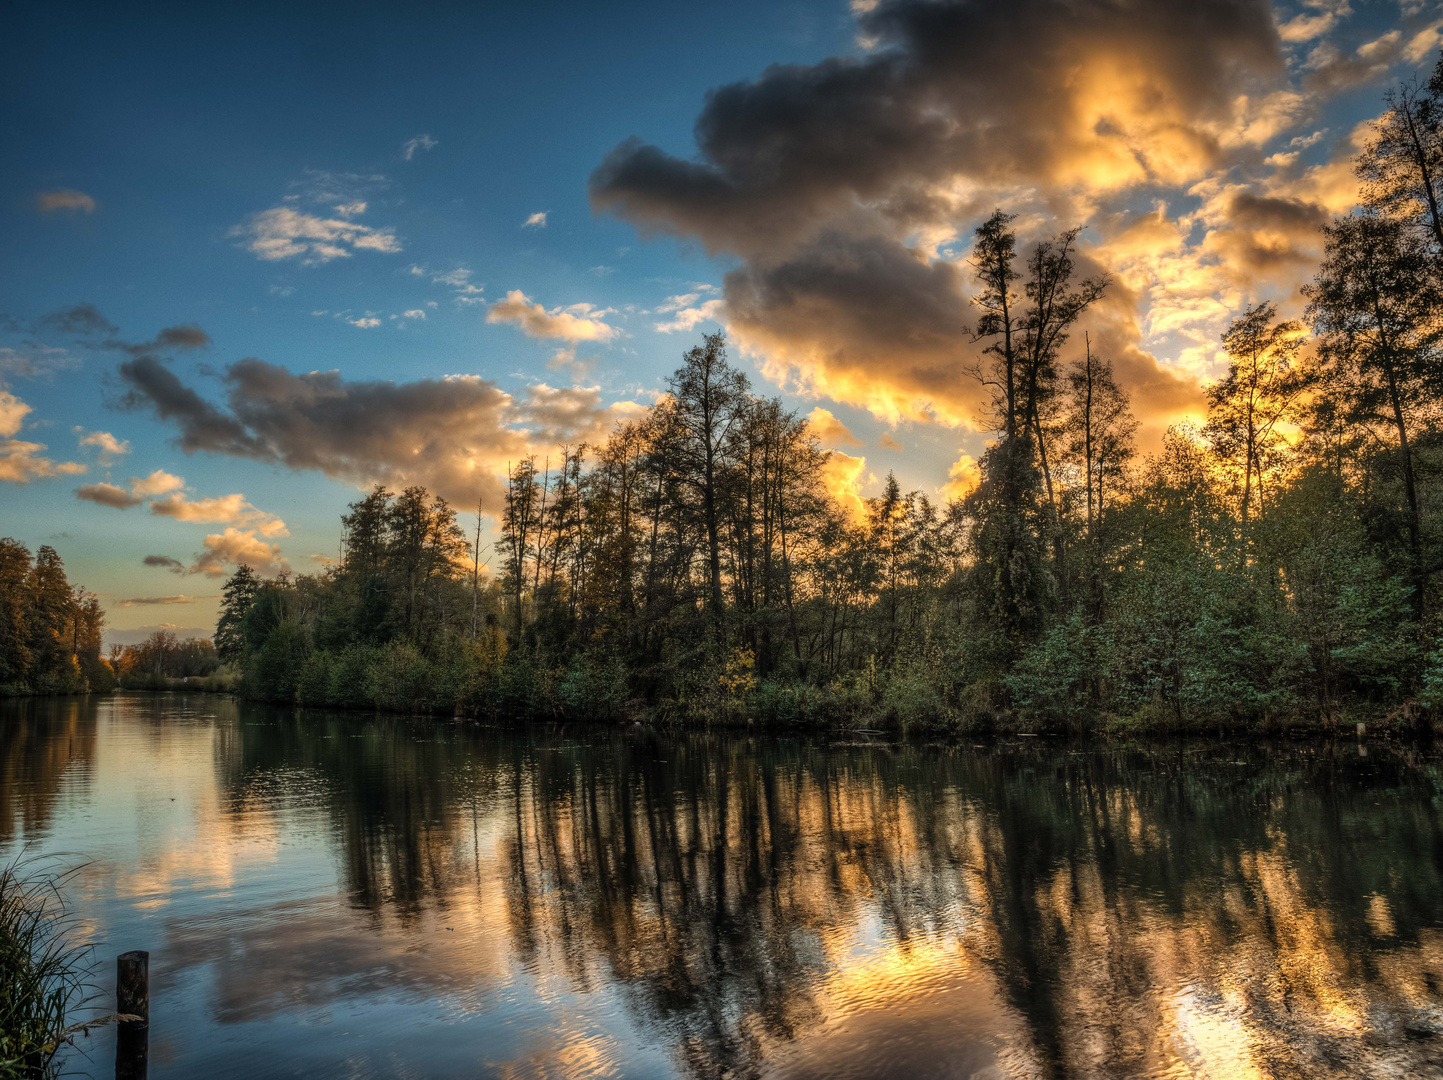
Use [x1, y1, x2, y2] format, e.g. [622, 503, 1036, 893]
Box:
[0, 855, 95, 1079]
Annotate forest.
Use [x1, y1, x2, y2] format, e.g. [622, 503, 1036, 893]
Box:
[9, 61, 1443, 732]
[201, 61, 1443, 732]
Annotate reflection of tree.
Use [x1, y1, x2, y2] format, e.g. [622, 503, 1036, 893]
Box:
[0, 697, 96, 842]
[197, 710, 1443, 1078]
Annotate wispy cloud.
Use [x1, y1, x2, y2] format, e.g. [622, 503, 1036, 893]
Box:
[231, 206, 401, 265]
[523, 211, 548, 228]
[401, 134, 438, 161]
[143, 554, 186, 574]
[116, 594, 211, 607]
[36, 190, 96, 214]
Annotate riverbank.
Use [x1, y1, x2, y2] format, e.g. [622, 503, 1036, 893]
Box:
[7, 683, 1434, 739]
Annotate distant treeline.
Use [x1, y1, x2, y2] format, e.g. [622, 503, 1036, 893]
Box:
[0, 540, 109, 695]
[0, 539, 222, 696]
[217, 59, 1443, 731]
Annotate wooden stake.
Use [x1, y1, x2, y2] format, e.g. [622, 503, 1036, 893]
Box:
[115, 951, 148, 1080]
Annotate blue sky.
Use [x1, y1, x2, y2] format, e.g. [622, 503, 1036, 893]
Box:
[2, 0, 1439, 638]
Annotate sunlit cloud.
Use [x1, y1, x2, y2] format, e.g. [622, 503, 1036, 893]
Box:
[76, 427, 130, 462]
[150, 491, 288, 537]
[805, 406, 863, 447]
[189, 527, 288, 578]
[487, 290, 620, 342]
[0, 389, 84, 483]
[522, 211, 548, 228]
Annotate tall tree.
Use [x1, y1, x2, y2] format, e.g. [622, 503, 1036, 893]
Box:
[1357, 56, 1443, 263]
[1203, 302, 1307, 545]
[1303, 212, 1443, 613]
[669, 332, 750, 634]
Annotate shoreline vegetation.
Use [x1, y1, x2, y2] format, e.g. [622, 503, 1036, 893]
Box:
[9, 62, 1443, 737]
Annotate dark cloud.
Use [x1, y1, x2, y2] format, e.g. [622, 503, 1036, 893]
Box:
[143, 554, 187, 574]
[724, 231, 973, 423]
[75, 482, 142, 509]
[115, 356, 262, 455]
[589, 0, 1298, 442]
[591, 0, 1286, 255]
[115, 358, 639, 512]
[36, 304, 117, 337]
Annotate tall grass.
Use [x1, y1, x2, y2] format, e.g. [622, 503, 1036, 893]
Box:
[0, 856, 96, 1079]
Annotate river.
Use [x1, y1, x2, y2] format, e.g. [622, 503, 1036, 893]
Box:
[3, 693, 1443, 1078]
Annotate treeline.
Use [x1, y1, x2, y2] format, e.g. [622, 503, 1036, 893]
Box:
[225, 59, 1443, 731]
[0, 540, 110, 695]
[109, 630, 221, 690]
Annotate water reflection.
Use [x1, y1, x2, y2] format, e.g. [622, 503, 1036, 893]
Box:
[4, 695, 1443, 1078]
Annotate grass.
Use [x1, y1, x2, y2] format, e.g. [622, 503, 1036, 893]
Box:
[0, 855, 99, 1079]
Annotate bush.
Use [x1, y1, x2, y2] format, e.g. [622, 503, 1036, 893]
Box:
[373, 640, 434, 714]
[242, 620, 309, 704]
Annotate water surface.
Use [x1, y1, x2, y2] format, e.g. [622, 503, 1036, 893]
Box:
[4, 694, 1443, 1079]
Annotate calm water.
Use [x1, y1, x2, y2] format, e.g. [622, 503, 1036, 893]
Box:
[4, 695, 1443, 1078]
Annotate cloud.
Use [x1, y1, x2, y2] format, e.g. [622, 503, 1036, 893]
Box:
[230, 206, 401, 264]
[585, 0, 1411, 445]
[37, 190, 96, 214]
[190, 528, 288, 578]
[0, 391, 30, 439]
[115, 356, 643, 513]
[150, 492, 288, 537]
[486, 290, 620, 342]
[76, 428, 130, 461]
[143, 554, 186, 573]
[0, 390, 84, 483]
[523, 212, 548, 228]
[399, 309, 426, 320]
[76, 482, 142, 509]
[655, 297, 725, 334]
[821, 450, 867, 521]
[0, 345, 80, 380]
[805, 406, 863, 447]
[130, 470, 185, 497]
[941, 452, 980, 501]
[401, 134, 438, 161]
[116, 595, 209, 607]
[333, 200, 367, 217]
[348, 316, 382, 328]
[878, 432, 903, 451]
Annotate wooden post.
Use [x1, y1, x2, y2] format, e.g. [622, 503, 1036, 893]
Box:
[1357, 721, 1366, 739]
[115, 950, 148, 1080]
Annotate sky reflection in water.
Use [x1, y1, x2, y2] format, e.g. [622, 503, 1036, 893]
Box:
[3, 694, 1443, 1079]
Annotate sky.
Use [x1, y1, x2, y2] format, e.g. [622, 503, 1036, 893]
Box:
[2, 0, 1439, 643]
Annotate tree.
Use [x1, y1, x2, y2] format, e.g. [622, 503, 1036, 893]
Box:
[216, 565, 261, 663]
[669, 332, 750, 634]
[1303, 212, 1443, 614]
[1203, 303, 1307, 547]
[1060, 338, 1136, 619]
[1357, 56, 1443, 264]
